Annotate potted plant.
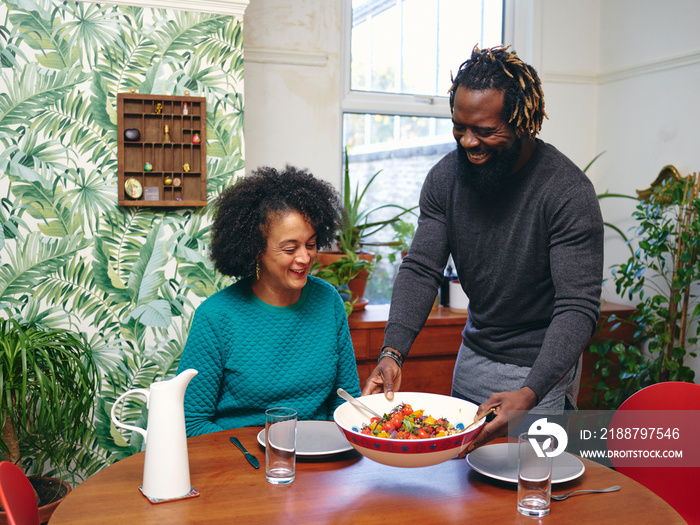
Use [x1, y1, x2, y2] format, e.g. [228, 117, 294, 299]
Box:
[587, 169, 698, 409]
[0, 318, 99, 523]
[387, 219, 416, 263]
[311, 253, 370, 317]
[314, 148, 417, 313]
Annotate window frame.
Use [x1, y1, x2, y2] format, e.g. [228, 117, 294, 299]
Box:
[340, 0, 516, 120]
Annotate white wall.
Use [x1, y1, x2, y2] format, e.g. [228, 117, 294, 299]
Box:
[596, 0, 700, 286]
[536, 0, 600, 170]
[243, 0, 342, 186]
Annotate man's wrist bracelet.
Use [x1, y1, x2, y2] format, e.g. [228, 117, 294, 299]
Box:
[378, 349, 404, 368]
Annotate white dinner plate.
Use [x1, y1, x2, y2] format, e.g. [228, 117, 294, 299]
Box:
[257, 420, 353, 457]
[466, 443, 585, 484]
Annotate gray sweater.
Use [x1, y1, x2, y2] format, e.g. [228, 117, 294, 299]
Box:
[384, 140, 604, 402]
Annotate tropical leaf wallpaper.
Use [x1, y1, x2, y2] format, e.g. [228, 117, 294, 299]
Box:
[0, 0, 244, 482]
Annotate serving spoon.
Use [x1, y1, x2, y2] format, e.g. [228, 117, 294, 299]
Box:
[337, 388, 383, 419]
[551, 485, 621, 501]
[463, 407, 496, 432]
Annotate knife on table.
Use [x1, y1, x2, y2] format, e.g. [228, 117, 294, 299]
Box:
[229, 436, 260, 469]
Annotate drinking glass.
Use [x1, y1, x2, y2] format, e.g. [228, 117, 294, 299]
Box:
[517, 432, 554, 517]
[265, 407, 297, 485]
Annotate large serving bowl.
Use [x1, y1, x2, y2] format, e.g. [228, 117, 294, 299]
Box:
[333, 392, 484, 468]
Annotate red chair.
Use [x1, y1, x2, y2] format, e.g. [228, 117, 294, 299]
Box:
[0, 461, 40, 525]
[608, 381, 700, 524]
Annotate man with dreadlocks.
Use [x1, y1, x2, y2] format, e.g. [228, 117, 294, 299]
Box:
[362, 45, 604, 449]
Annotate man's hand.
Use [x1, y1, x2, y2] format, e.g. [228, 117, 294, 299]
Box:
[465, 387, 537, 452]
[361, 351, 402, 399]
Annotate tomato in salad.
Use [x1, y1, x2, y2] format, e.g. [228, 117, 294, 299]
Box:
[359, 403, 464, 439]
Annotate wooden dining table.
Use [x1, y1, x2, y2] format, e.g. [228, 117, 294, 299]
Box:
[49, 427, 684, 524]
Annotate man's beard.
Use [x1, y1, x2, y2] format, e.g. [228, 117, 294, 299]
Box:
[456, 138, 522, 196]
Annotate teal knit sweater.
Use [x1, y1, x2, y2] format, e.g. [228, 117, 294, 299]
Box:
[177, 276, 361, 436]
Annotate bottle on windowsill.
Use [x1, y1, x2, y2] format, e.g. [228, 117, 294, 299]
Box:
[440, 264, 455, 307]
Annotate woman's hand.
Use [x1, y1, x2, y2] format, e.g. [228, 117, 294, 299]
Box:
[361, 352, 402, 400]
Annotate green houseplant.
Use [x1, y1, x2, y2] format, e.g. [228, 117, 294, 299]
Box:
[336, 149, 417, 255]
[312, 252, 371, 317]
[314, 149, 417, 313]
[386, 219, 416, 264]
[0, 318, 99, 520]
[588, 170, 699, 409]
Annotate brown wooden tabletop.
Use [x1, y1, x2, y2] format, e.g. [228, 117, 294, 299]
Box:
[49, 427, 684, 525]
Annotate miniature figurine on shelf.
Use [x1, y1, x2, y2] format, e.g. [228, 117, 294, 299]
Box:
[124, 128, 140, 141]
[192, 133, 201, 145]
[164, 176, 173, 186]
[144, 162, 153, 171]
[155, 103, 162, 114]
[183, 163, 190, 173]
[164, 125, 171, 144]
[182, 102, 189, 115]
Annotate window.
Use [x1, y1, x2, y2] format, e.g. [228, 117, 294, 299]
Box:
[341, 0, 505, 304]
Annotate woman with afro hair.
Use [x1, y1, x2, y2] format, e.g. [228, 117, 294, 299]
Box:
[177, 165, 361, 436]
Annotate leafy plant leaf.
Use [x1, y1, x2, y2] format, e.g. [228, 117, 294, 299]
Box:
[127, 223, 168, 306]
[0, 63, 87, 131]
[126, 299, 172, 328]
[0, 232, 88, 310]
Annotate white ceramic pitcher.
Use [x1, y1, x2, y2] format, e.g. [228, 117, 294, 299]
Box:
[111, 369, 198, 500]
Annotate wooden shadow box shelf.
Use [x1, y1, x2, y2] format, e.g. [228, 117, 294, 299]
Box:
[117, 93, 207, 207]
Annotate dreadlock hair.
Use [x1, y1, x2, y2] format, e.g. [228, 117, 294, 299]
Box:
[448, 45, 547, 138]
